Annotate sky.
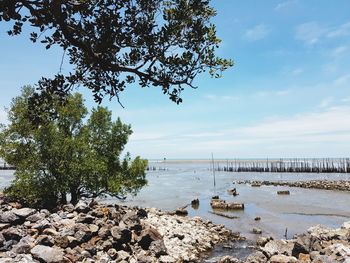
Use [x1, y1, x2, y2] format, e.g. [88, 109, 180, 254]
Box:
[1, 0, 350, 159]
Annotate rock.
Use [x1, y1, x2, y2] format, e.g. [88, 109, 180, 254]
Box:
[110, 226, 132, 244]
[298, 253, 311, 262]
[245, 251, 267, 263]
[11, 236, 35, 254]
[32, 219, 51, 230]
[62, 204, 75, 213]
[175, 209, 188, 216]
[149, 240, 167, 257]
[107, 248, 118, 260]
[262, 240, 293, 257]
[254, 216, 261, 221]
[12, 208, 36, 218]
[217, 255, 241, 263]
[159, 255, 176, 263]
[98, 226, 110, 239]
[341, 221, 350, 229]
[27, 213, 44, 222]
[89, 224, 99, 234]
[0, 233, 4, 246]
[277, 190, 290, 195]
[36, 235, 55, 246]
[291, 236, 310, 258]
[0, 211, 20, 224]
[75, 200, 90, 213]
[227, 188, 238, 196]
[256, 236, 271, 247]
[30, 245, 64, 263]
[252, 227, 262, 234]
[138, 227, 163, 250]
[269, 255, 298, 263]
[117, 250, 130, 261]
[54, 235, 69, 248]
[0, 224, 10, 231]
[43, 228, 59, 236]
[76, 214, 95, 224]
[2, 227, 22, 241]
[137, 208, 148, 218]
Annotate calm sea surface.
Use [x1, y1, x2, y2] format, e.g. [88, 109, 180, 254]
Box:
[2, 160, 350, 241]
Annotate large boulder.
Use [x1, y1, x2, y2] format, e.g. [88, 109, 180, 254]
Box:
[30, 245, 64, 263]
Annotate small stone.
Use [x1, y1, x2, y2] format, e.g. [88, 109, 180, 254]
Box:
[2, 227, 22, 241]
[217, 256, 240, 263]
[149, 240, 167, 257]
[298, 253, 311, 262]
[75, 200, 90, 213]
[254, 216, 261, 221]
[36, 235, 55, 246]
[30, 245, 64, 263]
[252, 227, 262, 234]
[175, 209, 188, 216]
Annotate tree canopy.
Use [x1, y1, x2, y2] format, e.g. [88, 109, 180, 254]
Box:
[0, 86, 148, 208]
[0, 0, 233, 107]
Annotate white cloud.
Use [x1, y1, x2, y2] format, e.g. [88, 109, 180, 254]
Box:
[296, 21, 350, 45]
[204, 94, 239, 101]
[275, 0, 298, 11]
[330, 45, 350, 58]
[327, 22, 350, 38]
[295, 22, 326, 45]
[318, 97, 334, 108]
[244, 24, 270, 41]
[334, 74, 350, 86]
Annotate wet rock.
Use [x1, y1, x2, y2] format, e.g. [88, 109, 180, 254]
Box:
[30, 245, 64, 263]
[269, 254, 297, 263]
[277, 190, 290, 195]
[252, 227, 262, 234]
[254, 216, 261, 221]
[175, 208, 188, 216]
[227, 188, 238, 196]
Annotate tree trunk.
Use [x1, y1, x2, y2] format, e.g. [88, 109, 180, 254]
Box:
[70, 188, 78, 205]
[60, 192, 67, 205]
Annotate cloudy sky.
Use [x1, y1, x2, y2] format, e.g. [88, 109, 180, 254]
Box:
[1, 0, 350, 159]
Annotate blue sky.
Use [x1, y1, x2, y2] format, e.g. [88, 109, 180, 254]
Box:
[1, 0, 350, 159]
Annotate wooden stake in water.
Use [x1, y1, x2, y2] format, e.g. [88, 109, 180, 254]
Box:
[211, 153, 216, 188]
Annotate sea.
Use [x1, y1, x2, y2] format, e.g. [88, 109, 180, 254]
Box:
[1, 159, 350, 242]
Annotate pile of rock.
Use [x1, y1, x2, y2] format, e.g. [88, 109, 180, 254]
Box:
[216, 222, 350, 262]
[235, 180, 350, 192]
[0, 194, 237, 263]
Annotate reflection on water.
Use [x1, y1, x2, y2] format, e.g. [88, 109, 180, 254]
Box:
[2, 161, 350, 240]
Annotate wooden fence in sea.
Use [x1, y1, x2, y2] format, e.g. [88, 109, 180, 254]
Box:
[214, 158, 350, 173]
[0, 162, 16, 170]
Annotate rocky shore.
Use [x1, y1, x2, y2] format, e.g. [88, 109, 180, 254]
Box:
[0, 194, 237, 263]
[235, 180, 350, 192]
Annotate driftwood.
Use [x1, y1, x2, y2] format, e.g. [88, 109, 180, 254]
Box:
[209, 211, 239, 219]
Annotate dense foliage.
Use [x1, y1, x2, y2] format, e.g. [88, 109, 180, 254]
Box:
[0, 87, 148, 208]
[0, 0, 233, 109]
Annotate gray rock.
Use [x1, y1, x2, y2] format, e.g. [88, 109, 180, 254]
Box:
[0, 223, 10, 231]
[252, 227, 262, 234]
[26, 213, 44, 222]
[110, 226, 131, 244]
[2, 227, 23, 241]
[30, 245, 64, 263]
[13, 208, 36, 218]
[0, 211, 20, 224]
[245, 251, 267, 263]
[75, 200, 90, 213]
[32, 219, 51, 230]
[256, 236, 271, 247]
[36, 235, 55, 246]
[11, 236, 35, 254]
[149, 240, 167, 257]
[262, 240, 293, 257]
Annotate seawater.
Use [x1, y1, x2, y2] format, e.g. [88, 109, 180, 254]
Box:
[2, 160, 350, 241]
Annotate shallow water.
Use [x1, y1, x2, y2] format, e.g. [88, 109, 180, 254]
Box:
[2, 161, 350, 242]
